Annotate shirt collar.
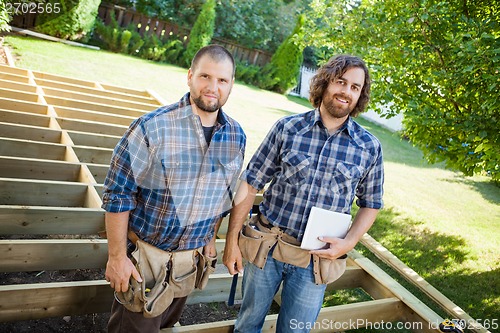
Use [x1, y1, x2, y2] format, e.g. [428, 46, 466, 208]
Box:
[178, 93, 228, 126]
[305, 108, 355, 139]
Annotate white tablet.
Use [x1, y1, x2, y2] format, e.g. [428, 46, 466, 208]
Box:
[300, 207, 352, 250]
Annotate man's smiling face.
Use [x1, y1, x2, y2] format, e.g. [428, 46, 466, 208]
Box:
[320, 66, 365, 121]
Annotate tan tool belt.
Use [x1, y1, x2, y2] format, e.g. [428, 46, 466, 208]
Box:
[114, 232, 216, 318]
[238, 215, 347, 285]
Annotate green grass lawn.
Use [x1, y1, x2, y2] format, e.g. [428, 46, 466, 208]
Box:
[4, 34, 499, 328]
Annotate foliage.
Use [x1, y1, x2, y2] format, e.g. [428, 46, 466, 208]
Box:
[35, 0, 101, 40]
[110, 0, 204, 27]
[214, 0, 307, 52]
[263, 14, 306, 94]
[235, 62, 263, 86]
[305, 0, 500, 181]
[108, 0, 310, 53]
[183, 0, 216, 67]
[93, 12, 185, 65]
[0, 3, 11, 32]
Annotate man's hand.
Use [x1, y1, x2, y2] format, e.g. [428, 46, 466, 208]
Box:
[203, 238, 217, 258]
[223, 238, 244, 275]
[105, 255, 142, 292]
[309, 236, 352, 260]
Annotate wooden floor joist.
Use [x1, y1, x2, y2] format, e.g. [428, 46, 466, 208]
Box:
[1, 63, 482, 332]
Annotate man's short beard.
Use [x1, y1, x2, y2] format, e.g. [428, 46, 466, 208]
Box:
[192, 95, 220, 113]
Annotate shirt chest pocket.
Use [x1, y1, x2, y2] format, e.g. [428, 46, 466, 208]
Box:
[281, 152, 310, 185]
[331, 162, 365, 195]
[161, 158, 193, 184]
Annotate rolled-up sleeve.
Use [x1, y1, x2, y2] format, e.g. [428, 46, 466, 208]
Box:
[102, 118, 150, 213]
[356, 145, 384, 209]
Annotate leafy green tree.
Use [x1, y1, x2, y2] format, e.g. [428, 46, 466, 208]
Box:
[0, 3, 11, 32]
[263, 14, 306, 94]
[35, 0, 102, 40]
[214, 0, 306, 52]
[183, 0, 216, 67]
[305, 0, 499, 181]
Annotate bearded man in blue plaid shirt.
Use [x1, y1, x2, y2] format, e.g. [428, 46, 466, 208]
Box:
[102, 45, 246, 332]
[224, 55, 384, 333]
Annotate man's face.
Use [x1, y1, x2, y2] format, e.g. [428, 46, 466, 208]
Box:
[320, 66, 365, 120]
[187, 55, 234, 113]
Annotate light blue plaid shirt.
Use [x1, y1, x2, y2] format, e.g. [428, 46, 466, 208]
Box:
[241, 109, 383, 241]
[102, 93, 246, 251]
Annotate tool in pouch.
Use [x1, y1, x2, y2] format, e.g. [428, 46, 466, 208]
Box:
[114, 231, 216, 318]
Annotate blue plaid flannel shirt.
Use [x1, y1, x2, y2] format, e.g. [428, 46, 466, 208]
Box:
[241, 109, 384, 241]
[102, 93, 246, 251]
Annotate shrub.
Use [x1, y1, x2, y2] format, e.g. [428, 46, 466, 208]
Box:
[183, 0, 216, 67]
[0, 3, 11, 32]
[35, 0, 101, 40]
[265, 14, 306, 94]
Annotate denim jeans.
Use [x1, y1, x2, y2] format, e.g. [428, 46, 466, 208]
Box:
[234, 252, 327, 333]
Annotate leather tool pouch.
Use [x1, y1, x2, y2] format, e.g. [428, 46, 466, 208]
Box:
[312, 254, 347, 285]
[238, 216, 277, 269]
[115, 240, 214, 318]
[195, 252, 217, 290]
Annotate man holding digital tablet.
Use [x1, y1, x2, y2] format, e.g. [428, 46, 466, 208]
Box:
[223, 54, 384, 333]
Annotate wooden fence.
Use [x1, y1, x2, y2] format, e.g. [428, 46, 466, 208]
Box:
[0, 63, 449, 332]
[9, 2, 272, 67]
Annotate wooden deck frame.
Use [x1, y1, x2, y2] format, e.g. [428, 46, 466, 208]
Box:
[0, 64, 486, 332]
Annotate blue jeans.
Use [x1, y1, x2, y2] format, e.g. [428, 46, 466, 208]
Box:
[234, 252, 327, 333]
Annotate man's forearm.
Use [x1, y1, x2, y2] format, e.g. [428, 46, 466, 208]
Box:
[105, 211, 130, 258]
[226, 181, 258, 243]
[344, 207, 379, 248]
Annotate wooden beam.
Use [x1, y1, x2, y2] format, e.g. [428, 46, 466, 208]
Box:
[0, 72, 31, 84]
[0, 239, 108, 272]
[162, 298, 404, 333]
[0, 206, 104, 235]
[87, 164, 110, 184]
[57, 117, 127, 137]
[0, 281, 113, 322]
[0, 122, 61, 143]
[0, 98, 49, 115]
[44, 96, 146, 117]
[32, 71, 98, 88]
[351, 254, 444, 331]
[0, 157, 81, 182]
[67, 130, 120, 149]
[43, 87, 158, 111]
[0, 109, 51, 128]
[73, 146, 113, 165]
[0, 78, 37, 93]
[0, 64, 30, 77]
[0, 87, 39, 103]
[0, 178, 88, 207]
[360, 234, 490, 333]
[54, 106, 136, 127]
[36, 78, 160, 105]
[0, 137, 67, 160]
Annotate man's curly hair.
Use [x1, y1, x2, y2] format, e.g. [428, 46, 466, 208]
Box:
[309, 55, 371, 118]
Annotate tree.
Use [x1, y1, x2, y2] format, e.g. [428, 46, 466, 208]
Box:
[305, 0, 500, 181]
[0, 2, 11, 32]
[183, 0, 216, 67]
[264, 14, 306, 94]
[35, 0, 102, 40]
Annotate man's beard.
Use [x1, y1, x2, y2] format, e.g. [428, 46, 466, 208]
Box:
[322, 94, 354, 119]
[192, 94, 220, 113]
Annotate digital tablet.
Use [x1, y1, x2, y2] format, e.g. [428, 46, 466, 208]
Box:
[300, 207, 352, 250]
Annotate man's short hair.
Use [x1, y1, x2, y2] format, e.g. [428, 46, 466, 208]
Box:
[191, 45, 236, 77]
[309, 55, 371, 117]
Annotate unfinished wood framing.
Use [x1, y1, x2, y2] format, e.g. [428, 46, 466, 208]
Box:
[1, 63, 480, 332]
